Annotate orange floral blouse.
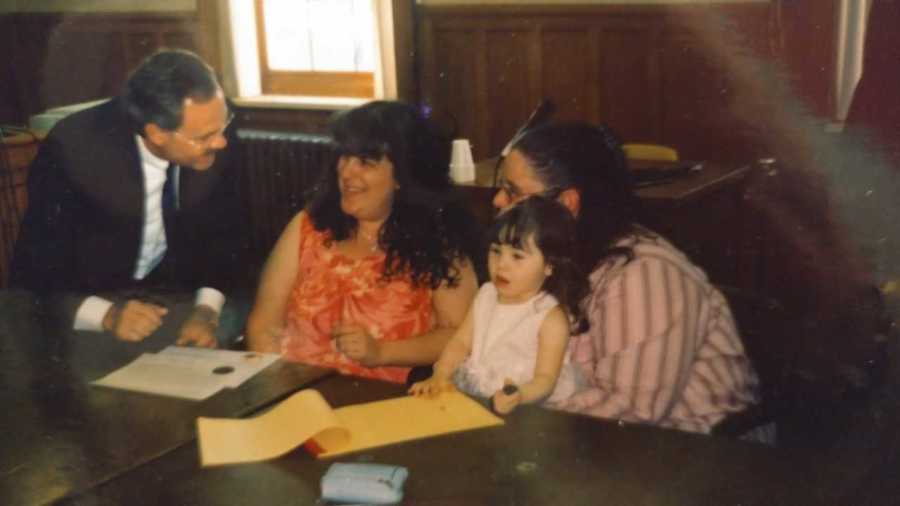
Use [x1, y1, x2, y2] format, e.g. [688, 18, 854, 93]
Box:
[281, 213, 434, 383]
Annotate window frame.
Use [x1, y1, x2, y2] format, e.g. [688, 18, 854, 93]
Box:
[253, 0, 376, 99]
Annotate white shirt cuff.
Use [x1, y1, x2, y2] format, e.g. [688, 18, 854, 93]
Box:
[195, 287, 225, 314]
[73, 296, 115, 332]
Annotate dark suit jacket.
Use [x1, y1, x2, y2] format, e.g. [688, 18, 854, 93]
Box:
[10, 98, 247, 326]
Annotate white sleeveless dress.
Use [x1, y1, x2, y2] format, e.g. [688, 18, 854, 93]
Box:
[454, 283, 580, 404]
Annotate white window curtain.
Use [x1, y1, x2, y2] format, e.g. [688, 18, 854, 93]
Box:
[834, 0, 873, 123]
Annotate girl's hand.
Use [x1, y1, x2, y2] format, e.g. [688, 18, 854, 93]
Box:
[408, 376, 456, 398]
[492, 379, 522, 415]
[332, 323, 382, 366]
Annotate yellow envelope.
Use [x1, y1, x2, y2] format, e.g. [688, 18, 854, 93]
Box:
[197, 389, 503, 466]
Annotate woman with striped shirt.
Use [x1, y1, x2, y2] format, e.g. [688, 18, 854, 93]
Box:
[492, 122, 761, 434]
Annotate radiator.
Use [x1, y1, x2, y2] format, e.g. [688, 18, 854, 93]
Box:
[235, 129, 333, 265]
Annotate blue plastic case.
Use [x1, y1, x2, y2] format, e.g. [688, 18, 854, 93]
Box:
[320, 463, 409, 505]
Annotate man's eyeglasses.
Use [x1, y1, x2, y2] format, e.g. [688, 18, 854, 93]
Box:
[172, 111, 234, 148]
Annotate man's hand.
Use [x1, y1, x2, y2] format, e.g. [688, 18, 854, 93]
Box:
[104, 300, 167, 342]
[176, 305, 219, 348]
[332, 323, 381, 366]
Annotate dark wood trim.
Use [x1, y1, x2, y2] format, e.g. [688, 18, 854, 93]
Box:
[392, 0, 418, 102]
[195, 0, 224, 74]
[233, 105, 334, 134]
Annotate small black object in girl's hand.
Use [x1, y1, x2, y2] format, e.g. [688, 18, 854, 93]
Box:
[502, 384, 519, 395]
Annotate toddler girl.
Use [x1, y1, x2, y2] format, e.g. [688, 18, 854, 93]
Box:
[410, 196, 589, 414]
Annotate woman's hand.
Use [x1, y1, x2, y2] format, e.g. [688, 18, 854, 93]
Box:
[247, 325, 282, 353]
[333, 323, 382, 366]
[492, 379, 522, 415]
[408, 376, 456, 398]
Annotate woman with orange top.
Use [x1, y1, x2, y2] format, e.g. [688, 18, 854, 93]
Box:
[246, 101, 479, 383]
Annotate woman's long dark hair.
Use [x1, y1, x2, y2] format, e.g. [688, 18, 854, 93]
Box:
[306, 101, 478, 289]
[512, 122, 643, 271]
[487, 197, 589, 333]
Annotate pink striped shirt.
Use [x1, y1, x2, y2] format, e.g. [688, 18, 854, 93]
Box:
[554, 231, 760, 433]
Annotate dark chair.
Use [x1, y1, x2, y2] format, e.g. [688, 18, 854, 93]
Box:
[713, 284, 893, 448]
[711, 285, 794, 443]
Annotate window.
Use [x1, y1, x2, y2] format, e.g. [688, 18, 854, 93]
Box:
[254, 0, 377, 98]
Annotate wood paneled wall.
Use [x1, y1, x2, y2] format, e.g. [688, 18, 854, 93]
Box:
[776, 0, 837, 118]
[0, 11, 198, 125]
[1, 2, 839, 140]
[414, 2, 885, 339]
[418, 3, 779, 162]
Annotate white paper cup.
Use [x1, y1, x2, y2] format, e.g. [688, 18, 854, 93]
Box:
[450, 138, 475, 183]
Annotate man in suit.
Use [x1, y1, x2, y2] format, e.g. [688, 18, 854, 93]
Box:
[11, 49, 246, 347]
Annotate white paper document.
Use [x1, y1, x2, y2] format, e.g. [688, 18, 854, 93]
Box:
[92, 347, 280, 400]
[156, 346, 281, 389]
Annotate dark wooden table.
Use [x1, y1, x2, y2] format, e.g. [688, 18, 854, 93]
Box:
[0, 289, 331, 505]
[63, 374, 871, 506]
[2, 287, 890, 505]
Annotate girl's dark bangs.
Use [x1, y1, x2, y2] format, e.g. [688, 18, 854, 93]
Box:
[489, 209, 537, 250]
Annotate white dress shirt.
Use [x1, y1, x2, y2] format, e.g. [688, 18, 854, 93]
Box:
[72, 135, 224, 332]
[133, 135, 172, 281]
